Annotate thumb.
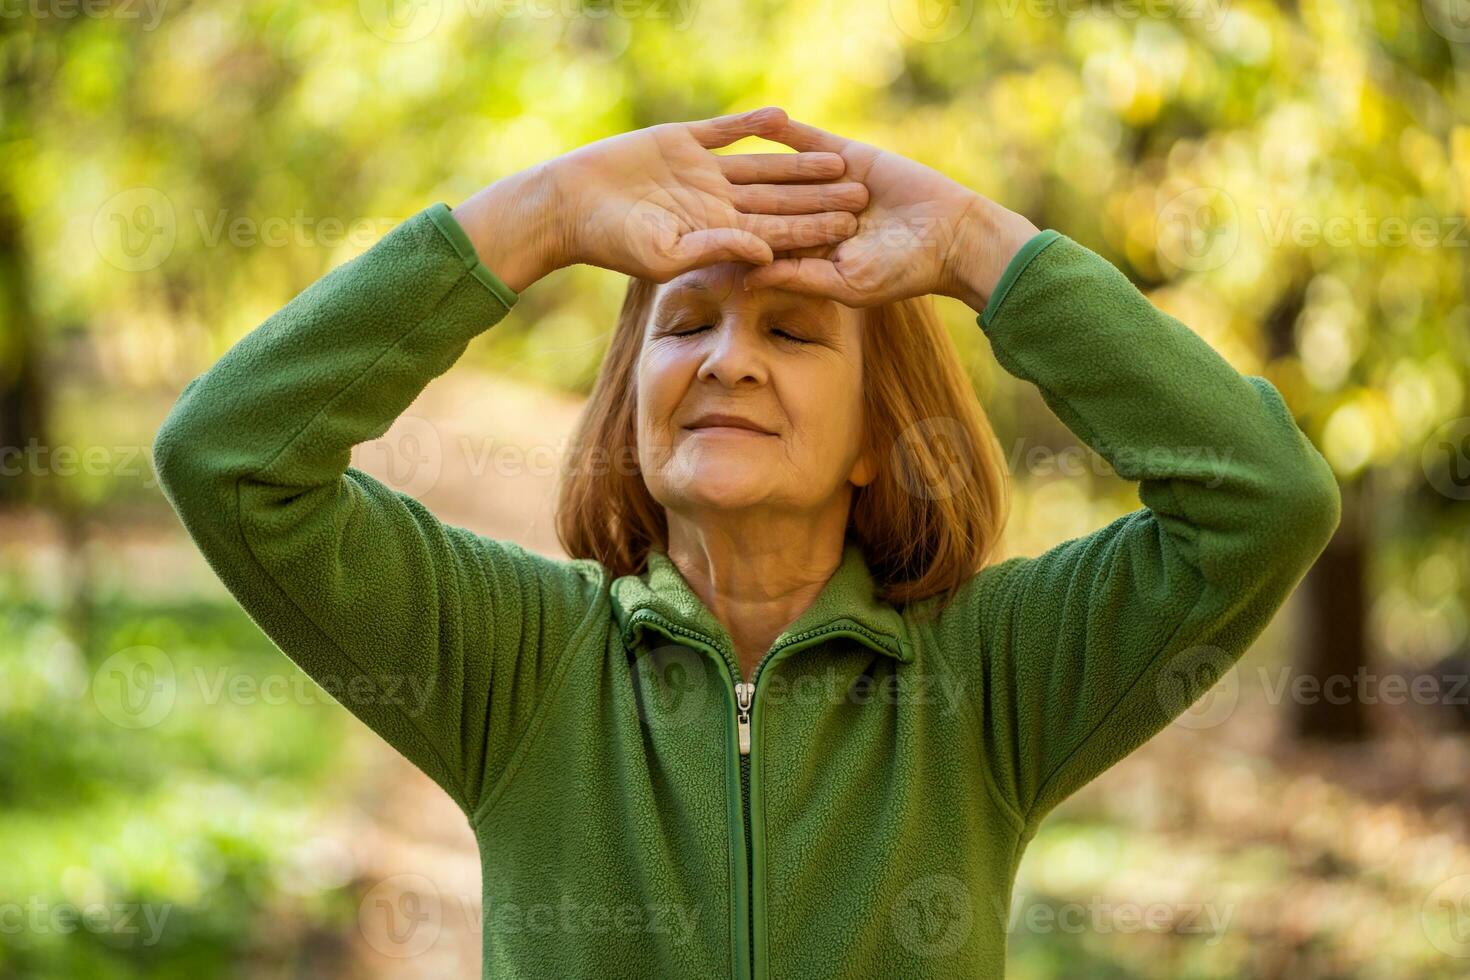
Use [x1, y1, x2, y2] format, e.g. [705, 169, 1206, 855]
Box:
[672, 228, 774, 270]
[742, 257, 854, 302]
[741, 259, 800, 291]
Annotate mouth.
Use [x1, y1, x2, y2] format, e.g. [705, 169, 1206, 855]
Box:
[684, 425, 776, 438]
[682, 414, 776, 436]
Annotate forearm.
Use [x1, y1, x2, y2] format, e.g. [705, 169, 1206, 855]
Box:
[450, 163, 567, 294]
[954, 232, 1340, 823]
[976, 231, 1340, 590]
[154, 204, 514, 503]
[943, 194, 1042, 313]
[152, 205, 537, 815]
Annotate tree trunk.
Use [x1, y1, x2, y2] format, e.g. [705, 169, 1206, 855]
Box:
[1291, 472, 1372, 741]
[0, 187, 47, 510]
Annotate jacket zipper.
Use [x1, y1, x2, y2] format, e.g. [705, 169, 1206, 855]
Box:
[626, 615, 757, 980]
[736, 681, 753, 754]
[630, 612, 902, 980]
[735, 680, 754, 977]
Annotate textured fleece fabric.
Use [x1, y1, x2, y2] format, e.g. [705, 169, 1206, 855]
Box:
[152, 203, 1342, 979]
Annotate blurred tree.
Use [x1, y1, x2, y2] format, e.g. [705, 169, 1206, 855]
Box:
[0, 19, 49, 510]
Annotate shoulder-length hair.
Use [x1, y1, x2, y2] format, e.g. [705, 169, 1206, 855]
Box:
[554, 276, 1010, 614]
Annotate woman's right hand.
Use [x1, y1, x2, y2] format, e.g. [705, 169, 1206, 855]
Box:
[452, 106, 869, 292]
[740, 116, 1039, 310]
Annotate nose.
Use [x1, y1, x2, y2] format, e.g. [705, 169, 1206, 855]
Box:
[696, 314, 768, 388]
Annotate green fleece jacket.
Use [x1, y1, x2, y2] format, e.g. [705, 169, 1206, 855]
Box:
[152, 203, 1341, 979]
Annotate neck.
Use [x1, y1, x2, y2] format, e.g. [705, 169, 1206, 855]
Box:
[664, 505, 850, 683]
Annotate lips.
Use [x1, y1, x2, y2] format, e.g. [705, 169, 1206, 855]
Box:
[683, 413, 775, 435]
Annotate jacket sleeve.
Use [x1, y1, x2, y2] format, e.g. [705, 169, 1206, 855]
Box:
[151, 203, 604, 819]
[938, 230, 1341, 834]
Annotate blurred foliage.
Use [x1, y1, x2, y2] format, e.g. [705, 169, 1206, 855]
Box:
[3, 0, 1467, 651]
[0, 595, 365, 979]
[3, 0, 1470, 976]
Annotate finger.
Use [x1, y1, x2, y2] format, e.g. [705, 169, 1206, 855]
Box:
[686, 106, 789, 149]
[774, 244, 835, 260]
[741, 211, 858, 251]
[671, 227, 774, 271]
[761, 117, 849, 154]
[742, 257, 856, 302]
[717, 152, 845, 184]
[730, 181, 868, 215]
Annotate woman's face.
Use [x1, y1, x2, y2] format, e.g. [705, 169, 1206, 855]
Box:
[635, 262, 876, 521]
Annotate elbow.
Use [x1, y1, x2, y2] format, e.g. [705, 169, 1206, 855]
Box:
[1279, 445, 1342, 566]
[151, 413, 196, 510]
[1313, 461, 1342, 548]
[152, 383, 219, 514]
[1245, 375, 1342, 564]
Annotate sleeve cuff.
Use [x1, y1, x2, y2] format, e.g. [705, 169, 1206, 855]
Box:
[978, 228, 1062, 330]
[426, 201, 520, 311]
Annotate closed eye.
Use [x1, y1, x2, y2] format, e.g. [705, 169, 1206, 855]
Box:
[665, 323, 809, 344]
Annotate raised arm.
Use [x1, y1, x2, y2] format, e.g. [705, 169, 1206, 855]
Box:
[744, 117, 1341, 833]
[950, 230, 1339, 830]
[151, 107, 868, 818]
[151, 191, 582, 820]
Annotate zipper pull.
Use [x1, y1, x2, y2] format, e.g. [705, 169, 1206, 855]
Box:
[735, 681, 754, 755]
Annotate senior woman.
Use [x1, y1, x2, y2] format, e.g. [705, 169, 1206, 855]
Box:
[153, 106, 1340, 978]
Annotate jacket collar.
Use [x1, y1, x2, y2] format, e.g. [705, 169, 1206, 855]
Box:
[610, 539, 914, 664]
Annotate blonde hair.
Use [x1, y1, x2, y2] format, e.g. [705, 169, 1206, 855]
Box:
[555, 277, 1010, 613]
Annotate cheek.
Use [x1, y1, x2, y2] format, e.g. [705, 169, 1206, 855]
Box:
[784, 362, 864, 450]
[636, 348, 708, 471]
[636, 348, 691, 432]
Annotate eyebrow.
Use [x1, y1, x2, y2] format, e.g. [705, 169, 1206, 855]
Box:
[657, 280, 713, 302]
[655, 278, 837, 312]
[651, 293, 840, 333]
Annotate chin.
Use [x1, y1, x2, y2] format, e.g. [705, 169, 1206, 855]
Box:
[659, 457, 777, 511]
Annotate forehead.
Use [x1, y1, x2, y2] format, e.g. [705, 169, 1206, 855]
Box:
[650, 263, 858, 325]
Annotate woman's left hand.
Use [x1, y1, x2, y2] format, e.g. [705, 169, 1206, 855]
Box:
[741, 118, 1041, 310]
